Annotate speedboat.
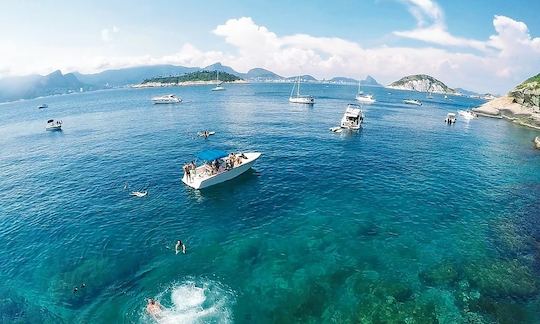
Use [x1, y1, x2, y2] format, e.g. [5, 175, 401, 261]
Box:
[151, 94, 182, 104]
[289, 78, 314, 104]
[38, 104, 48, 109]
[46, 119, 62, 131]
[197, 131, 215, 138]
[340, 104, 364, 130]
[182, 150, 261, 189]
[535, 136, 540, 149]
[445, 113, 457, 124]
[457, 110, 477, 120]
[130, 191, 148, 197]
[403, 99, 422, 106]
[355, 94, 375, 104]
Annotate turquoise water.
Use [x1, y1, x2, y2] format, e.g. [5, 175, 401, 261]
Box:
[1, 84, 539, 323]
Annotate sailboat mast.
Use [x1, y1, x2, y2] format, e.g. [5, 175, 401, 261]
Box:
[297, 77, 300, 96]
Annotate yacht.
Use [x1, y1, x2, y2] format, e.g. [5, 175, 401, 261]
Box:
[457, 110, 477, 120]
[340, 104, 364, 130]
[211, 71, 225, 91]
[151, 94, 182, 104]
[445, 113, 457, 124]
[38, 104, 48, 109]
[355, 81, 375, 104]
[46, 119, 62, 131]
[182, 150, 261, 189]
[403, 99, 422, 106]
[289, 78, 314, 104]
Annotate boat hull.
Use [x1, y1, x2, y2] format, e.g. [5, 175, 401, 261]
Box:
[355, 96, 375, 104]
[289, 97, 314, 104]
[182, 152, 261, 189]
[152, 99, 181, 104]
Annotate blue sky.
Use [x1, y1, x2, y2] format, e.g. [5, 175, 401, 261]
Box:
[1, 0, 539, 93]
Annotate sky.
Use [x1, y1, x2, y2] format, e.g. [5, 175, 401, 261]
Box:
[0, 0, 539, 93]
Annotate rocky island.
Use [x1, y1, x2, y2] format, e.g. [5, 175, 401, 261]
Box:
[387, 74, 455, 94]
[474, 73, 540, 130]
[134, 70, 246, 88]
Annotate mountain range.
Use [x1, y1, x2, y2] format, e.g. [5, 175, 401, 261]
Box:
[2, 63, 478, 103]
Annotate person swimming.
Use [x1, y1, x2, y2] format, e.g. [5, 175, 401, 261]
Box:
[175, 240, 186, 254]
[146, 298, 163, 319]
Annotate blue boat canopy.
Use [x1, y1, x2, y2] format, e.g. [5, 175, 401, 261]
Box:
[197, 149, 228, 161]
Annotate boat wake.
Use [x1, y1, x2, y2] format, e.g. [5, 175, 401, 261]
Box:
[144, 279, 234, 324]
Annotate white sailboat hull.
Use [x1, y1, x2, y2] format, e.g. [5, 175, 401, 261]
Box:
[289, 97, 314, 104]
[182, 152, 261, 189]
[355, 95, 375, 104]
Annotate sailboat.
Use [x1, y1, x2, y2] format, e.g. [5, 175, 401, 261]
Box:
[211, 71, 225, 91]
[289, 77, 314, 104]
[355, 81, 375, 104]
[427, 91, 434, 99]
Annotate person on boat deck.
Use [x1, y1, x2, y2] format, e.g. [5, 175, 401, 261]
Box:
[175, 240, 186, 254]
[183, 164, 191, 181]
[146, 299, 163, 319]
[189, 161, 197, 178]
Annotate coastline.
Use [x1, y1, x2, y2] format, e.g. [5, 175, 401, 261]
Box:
[133, 80, 248, 88]
[473, 96, 540, 130]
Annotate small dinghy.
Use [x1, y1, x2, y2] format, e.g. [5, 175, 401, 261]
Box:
[130, 191, 148, 197]
[329, 126, 342, 133]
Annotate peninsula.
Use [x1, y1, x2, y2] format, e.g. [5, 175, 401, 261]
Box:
[474, 73, 540, 129]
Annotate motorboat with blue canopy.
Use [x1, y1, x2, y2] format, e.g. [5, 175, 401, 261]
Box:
[182, 150, 262, 189]
[196, 149, 228, 161]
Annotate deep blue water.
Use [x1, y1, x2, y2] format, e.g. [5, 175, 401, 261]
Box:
[1, 83, 539, 323]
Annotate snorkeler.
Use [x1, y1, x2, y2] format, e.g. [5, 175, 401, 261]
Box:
[175, 240, 186, 254]
[146, 298, 163, 319]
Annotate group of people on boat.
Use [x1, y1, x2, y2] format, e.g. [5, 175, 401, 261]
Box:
[182, 153, 248, 180]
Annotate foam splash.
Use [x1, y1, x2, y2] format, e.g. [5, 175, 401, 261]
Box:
[144, 279, 234, 324]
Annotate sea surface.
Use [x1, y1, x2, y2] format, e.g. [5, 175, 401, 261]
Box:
[1, 83, 539, 323]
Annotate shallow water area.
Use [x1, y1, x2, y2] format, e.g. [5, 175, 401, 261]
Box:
[0, 84, 539, 323]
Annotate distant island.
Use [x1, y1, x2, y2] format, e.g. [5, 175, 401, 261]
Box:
[474, 73, 540, 129]
[388, 74, 455, 94]
[135, 70, 245, 88]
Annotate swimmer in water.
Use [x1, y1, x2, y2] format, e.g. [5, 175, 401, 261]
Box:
[175, 240, 186, 254]
[146, 298, 163, 319]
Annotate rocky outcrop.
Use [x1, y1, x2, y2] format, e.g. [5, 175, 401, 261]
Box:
[473, 73, 540, 129]
[387, 74, 455, 93]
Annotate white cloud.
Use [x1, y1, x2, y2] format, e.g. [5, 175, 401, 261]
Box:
[101, 25, 120, 42]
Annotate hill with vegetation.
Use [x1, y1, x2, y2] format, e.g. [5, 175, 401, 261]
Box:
[388, 74, 454, 93]
[142, 70, 242, 84]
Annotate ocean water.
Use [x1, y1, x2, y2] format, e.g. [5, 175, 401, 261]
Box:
[1, 83, 539, 323]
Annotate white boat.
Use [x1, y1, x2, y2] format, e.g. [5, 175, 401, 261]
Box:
[182, 150, 261, 189]
[340, 104, 364, 130]
[289, 78, 314, 104]
[46, 119, 62, 131]
[355, 81, 375, 103]
[151, 94, 182, 104]
[426, 92, 434, 99]
[211, 71, 226, 91]
[130, 191, 148, 197]
[38, 104, 48, 109]
[403, 99, 422, 106]
[445, 113, 457, 124]
[535, 136, 540, 149]
[457, 110, 477, 120]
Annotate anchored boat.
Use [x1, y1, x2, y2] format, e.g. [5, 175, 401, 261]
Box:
[211, 71, 226, 91]
[182, 150, 261, 189]
[403, 99, 422, 106]
[46, 119, 62, 131]
[458, 110, 477, 120]
[289, 78, 314, 104]
[151, 94, 182, 104]
[355, 81, 375, 104]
